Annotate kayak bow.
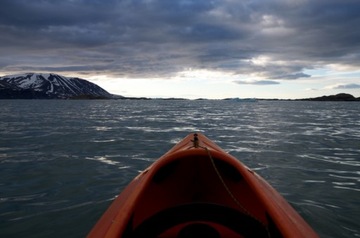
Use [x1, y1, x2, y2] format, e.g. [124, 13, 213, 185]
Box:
[88, 133, 318, 238]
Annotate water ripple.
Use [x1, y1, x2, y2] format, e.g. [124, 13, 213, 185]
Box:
[0, 100, 359, 238]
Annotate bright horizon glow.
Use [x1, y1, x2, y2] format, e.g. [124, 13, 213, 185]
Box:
[87, 67, 360, 99]
[1, 66, 359, 99]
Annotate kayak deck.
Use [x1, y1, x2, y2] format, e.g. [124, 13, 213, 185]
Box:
[130, 150, 269, 237]
[88, 133, 318, 238]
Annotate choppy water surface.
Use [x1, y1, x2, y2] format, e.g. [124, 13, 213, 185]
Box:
[0, 100, 359, 237]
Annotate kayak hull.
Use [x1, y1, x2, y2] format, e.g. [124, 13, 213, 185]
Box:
[88, 133, 318, 238]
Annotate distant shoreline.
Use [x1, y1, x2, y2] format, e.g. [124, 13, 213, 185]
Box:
[116, 93, 360, 101]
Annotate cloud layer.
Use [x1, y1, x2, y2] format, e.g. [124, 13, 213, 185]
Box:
[327, 83, 360, 89]
[1, 0, 360, 82]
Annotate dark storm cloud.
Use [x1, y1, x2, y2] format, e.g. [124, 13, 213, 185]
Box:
[1, 0, 360, 81]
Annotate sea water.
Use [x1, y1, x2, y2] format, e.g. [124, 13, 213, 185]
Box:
[0, 100, 359, 237]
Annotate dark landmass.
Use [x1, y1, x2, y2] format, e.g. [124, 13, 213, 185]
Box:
[223, 93, 359, 102]
[0, 73, 122, 99]
[296, 93, 360, 101]
[69, 95, 117, 100]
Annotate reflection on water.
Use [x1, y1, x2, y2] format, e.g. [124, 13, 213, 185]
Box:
[0, 100, 359, 238]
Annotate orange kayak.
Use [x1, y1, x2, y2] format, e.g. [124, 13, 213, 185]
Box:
[88, 133, 318, 238]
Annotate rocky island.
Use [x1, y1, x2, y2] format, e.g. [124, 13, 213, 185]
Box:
[298, 93, 360, 101]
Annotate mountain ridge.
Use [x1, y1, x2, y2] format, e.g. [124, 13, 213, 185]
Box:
[0, 73, 122, 99]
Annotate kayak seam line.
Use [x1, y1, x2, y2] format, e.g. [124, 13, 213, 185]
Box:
[203, 146, 270, 235]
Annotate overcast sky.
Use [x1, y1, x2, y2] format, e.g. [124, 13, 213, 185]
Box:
[1, 0, 359, 99]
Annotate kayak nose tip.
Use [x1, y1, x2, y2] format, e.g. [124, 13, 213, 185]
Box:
[192, 133, 199, 148]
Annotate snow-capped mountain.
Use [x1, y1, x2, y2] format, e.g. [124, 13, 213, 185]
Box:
[0, 73, 119, 99]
